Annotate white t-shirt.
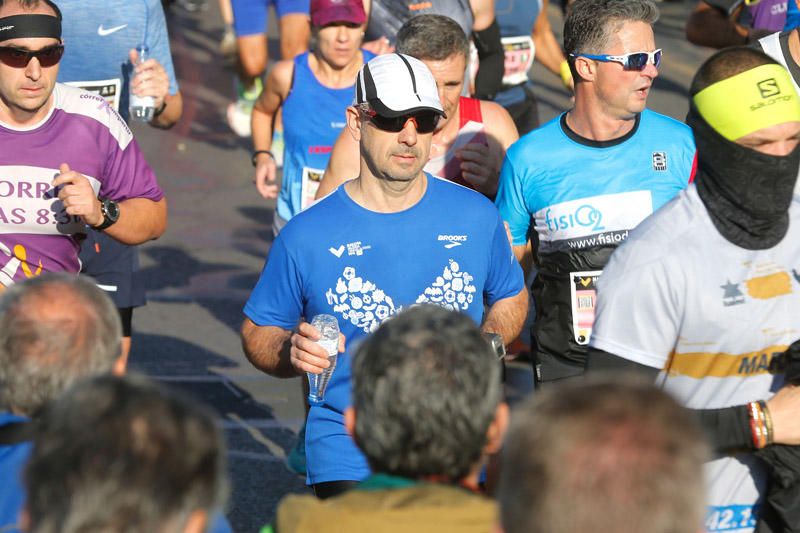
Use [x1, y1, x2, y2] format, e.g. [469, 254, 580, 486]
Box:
[590, 185, 800, 532]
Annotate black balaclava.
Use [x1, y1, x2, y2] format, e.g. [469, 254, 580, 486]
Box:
[687, 104, 800, 250]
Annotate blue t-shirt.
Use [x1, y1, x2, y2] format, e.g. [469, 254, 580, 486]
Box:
[278, 50, 374, 222]
[495, 110, 696, 377]
[245, 175, 524, 484]
[57, 0, 179, 121]
[0, 413, 31, 533]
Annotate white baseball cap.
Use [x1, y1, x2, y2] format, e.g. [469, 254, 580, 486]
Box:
[354, 53, 446, 118]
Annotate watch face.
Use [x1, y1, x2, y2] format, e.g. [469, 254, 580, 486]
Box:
[105, 200, 120, 221]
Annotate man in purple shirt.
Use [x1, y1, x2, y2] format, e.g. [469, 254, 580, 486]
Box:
[0, 0, 167, 288]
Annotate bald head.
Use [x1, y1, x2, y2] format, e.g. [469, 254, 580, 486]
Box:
[0, 274, 122, 416]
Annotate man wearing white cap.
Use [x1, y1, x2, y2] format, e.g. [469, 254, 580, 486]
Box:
[241, 53, 527, 498]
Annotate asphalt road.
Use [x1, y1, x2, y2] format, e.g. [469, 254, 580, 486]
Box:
[128, 2, 714, 531]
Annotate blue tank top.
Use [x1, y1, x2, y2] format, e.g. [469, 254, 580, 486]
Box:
[278, 50, 375, 221]
[494, 0, 541, 107]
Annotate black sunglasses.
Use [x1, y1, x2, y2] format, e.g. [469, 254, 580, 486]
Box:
[0, 44, 64, 68]
[363, 109, 440, 134]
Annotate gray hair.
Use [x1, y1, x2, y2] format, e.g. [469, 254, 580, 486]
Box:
[351, 305, 502, 481]
[396, 14, 470, 62]
[0, 273, 121, 416]
[498, 377, 709, 533]
[564, 0, 658, 57]
[25, 374, 228, 533]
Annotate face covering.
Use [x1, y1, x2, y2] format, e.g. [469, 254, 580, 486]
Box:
[688, 64, 800, 249]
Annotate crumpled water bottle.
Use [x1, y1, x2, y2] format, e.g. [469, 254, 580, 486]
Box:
[129, 44, 156, 122]
[307, 314, 339, 403]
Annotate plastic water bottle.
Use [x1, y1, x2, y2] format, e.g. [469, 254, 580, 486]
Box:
[307, 314, 339, 403]
[129, 44, 156, 122]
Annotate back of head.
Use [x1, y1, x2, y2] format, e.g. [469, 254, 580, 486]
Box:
[690, 46, 779, 97]
[396, 14, 470, 62]
[0, 273, 122, 416]
[498, 377, 709, 533]
[25, 374, 227, 533]
[351, 305, 501, 482]
[563, 0, 658, 57]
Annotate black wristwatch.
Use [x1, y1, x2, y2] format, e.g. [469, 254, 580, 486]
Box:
[92, 198, 120, 231]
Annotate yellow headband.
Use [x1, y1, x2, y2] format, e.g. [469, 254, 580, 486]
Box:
[693, 64, 800, 141]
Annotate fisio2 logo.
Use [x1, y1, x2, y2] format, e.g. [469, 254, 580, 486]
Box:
[544, 204, 605, 233]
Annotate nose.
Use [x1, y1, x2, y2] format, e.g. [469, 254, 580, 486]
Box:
[398, 117, 418, 145]
[25, 56, 41, 81]
[336, 25, 348, 41]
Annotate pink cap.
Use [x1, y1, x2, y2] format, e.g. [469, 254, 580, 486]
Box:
[310, 0, 367, 27]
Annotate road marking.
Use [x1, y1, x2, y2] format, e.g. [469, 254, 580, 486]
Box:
[228, 413, 287, 459]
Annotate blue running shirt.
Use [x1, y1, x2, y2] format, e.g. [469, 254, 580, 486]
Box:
[245, 175, 524, 484]
[495, 109, 696, 378]
[278, 50, 374, 221]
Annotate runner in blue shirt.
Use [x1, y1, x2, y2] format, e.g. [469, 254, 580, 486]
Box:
[495, 0, 696, 386]
[241, 53, 527, 499]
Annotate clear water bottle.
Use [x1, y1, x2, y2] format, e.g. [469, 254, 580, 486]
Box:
[129, 44, 156, 122]
[307, 314, 339, 404]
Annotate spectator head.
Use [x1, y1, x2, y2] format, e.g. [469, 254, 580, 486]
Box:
[346, 305, 507, 483]
[564, 0, 659, 118]
[0, 273, 123, 417]
[497, 377, 709, 533]
[24, 374, 227, 533]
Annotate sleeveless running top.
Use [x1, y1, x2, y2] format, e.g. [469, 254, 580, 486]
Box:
[424, 96, 486, 189]
[364, 0, 474, 44]
[278, 50, 375, 221]
[496, 0, 540, 89]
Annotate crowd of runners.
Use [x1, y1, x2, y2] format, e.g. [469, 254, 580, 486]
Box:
[2, 0, 800, 531]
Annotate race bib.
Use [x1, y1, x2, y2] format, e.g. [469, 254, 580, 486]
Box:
[301, 167, 325, 211]
[63, 78, 122, 111]
[569, 270, 602, 345]
[502, 36, 535, 86]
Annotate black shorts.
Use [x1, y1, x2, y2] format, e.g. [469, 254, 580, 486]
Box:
[79, 231, 146, 309]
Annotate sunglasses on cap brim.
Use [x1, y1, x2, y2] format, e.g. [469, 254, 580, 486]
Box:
[0, 44, 64, 68]
[362, 108, 441, 134]
[570, 49, 662, 71]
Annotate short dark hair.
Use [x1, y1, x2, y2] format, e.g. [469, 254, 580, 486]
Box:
[396, 14, 470, 62]
[0, 0, 62, 19]
[564, 0, 658, 57]
[351, 305, 501, 482]
[25, 374, 227, 533]
[498, 377, 709, 533]
[690, 46, 779, 96]
[0, 273, 121, 416]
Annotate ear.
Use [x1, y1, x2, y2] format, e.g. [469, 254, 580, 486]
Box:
[483, 402, 510, 456]
[346, 106, 363, 142]
[572, 56, 596, 82]
[344, 407, 356, 438]
[182, 510, 208, 533]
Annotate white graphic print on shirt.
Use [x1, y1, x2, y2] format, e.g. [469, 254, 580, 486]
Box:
[325, 259, 477, 333]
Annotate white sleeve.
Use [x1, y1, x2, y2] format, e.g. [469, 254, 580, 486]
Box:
[589, 245, 684, 370]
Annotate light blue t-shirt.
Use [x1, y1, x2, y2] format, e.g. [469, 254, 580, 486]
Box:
[245, 175, 525, 484]
[57, 0, 179, 121]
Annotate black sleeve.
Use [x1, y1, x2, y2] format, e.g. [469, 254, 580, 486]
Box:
[472, 18, 504, 100]
[586, 347, 754, 453]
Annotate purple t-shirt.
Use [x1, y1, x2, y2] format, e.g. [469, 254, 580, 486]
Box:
[0, 83, 163, 286]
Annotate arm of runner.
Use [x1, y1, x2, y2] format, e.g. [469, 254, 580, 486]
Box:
[587, 347, 800, 448]
[482, 286, 528, 346]
[459, 102, 519, 198]
[251, 60, 293, 199]
[241, 318, 345, 377]
[128, 49, 183, 129]
[471, 0, 504, 99]
[53, 164, 167, 244]
[531, 0, 573, 92]
[316, 123, 361, 199]
[685, 0, 753, 48]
